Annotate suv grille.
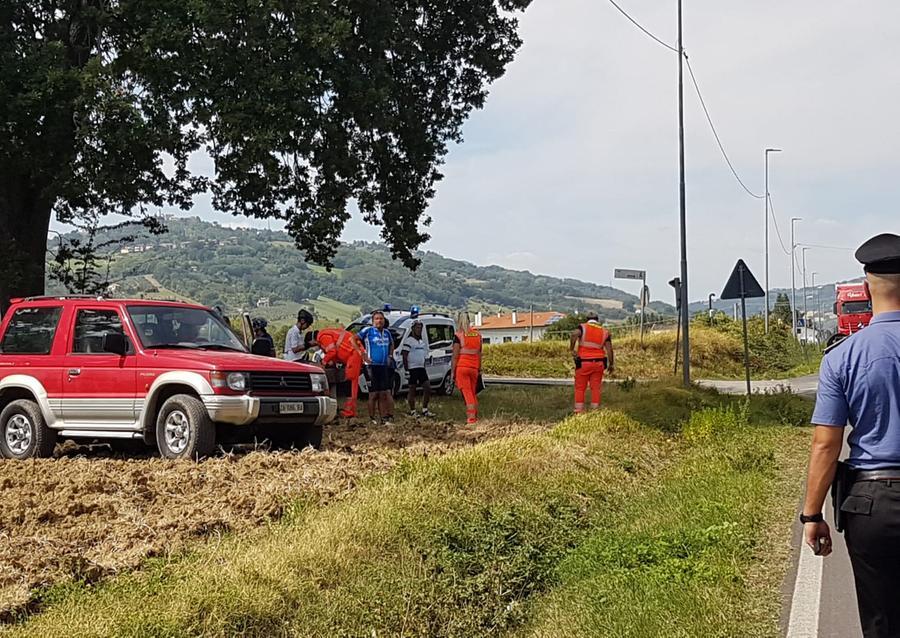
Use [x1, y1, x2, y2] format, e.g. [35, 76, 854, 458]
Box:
[248, 372, 312, 392]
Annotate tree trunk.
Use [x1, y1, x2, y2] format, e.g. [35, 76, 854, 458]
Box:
[0, 176, 53, 314]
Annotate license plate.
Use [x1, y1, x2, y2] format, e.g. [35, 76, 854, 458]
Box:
[279, 402, 305, 415]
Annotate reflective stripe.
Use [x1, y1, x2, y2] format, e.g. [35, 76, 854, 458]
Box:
[590, 404, 600, 409]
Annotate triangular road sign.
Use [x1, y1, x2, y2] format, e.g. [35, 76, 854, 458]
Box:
[721, 259, 765, 300]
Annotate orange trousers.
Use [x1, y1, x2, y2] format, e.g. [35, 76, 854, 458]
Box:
[340, 354, 363, 417]
[574, 360, 605, 413]
[456, 366, 480, 424]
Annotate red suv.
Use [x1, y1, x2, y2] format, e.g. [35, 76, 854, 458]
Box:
[0, 297, 336, 459]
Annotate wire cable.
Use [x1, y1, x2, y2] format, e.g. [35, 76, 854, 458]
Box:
[606, 0, 679, 53]
[684, 56, 765, 199]
[767, 195, 792, 256]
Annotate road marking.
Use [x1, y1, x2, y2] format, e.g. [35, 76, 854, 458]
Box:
[786, 534, 824, 637]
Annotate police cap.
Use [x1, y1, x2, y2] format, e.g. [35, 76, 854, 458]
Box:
[856, 233, 900, 274]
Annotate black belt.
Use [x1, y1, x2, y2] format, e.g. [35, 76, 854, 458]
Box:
[854, 468, 900, 482]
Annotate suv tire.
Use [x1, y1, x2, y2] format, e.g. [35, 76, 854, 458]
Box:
[0, 399, 56, 459]
[156, 394, 216, 460]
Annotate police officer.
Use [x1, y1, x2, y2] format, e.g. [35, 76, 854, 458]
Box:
[801, 232, 900, 638]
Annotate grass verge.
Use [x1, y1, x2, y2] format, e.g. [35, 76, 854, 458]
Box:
[483, 321, 822, 381]
[3, 386, 812, 638]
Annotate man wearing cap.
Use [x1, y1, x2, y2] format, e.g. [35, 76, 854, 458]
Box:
[800, 233, 900, 637]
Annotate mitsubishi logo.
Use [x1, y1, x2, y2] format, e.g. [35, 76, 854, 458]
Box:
[279, 377, 288, 388]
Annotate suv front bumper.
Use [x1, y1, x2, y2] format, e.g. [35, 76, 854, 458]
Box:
[203, 395, 337, 426]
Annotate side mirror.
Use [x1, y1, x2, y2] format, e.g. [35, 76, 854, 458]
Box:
[833, 302, 838, 315]
[102, 332, 129, 356]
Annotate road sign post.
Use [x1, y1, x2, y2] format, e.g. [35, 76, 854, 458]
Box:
[720, 259, 766, 395]
[615, 268, 648, 347]
[669, 277, 682, 376]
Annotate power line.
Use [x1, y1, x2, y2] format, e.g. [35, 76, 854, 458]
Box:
[767, 195, 792, 256]
[684, 56, 765, 200]
[606, 0, 679, 53]
[605, 1, 765, 202]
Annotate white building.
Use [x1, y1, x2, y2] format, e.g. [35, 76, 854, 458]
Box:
[475, 311, 566, 344]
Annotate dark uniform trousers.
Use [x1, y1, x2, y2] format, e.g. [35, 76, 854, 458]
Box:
[843, 479, 900, 638]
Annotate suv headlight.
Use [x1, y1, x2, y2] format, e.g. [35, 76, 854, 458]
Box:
[211, 371, 248, 392]
[310, 373, 328, 393]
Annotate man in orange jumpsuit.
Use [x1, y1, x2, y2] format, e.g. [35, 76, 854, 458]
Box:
[452, 313, 483, 425]
[569, 312, 615, 414]
[308, 328, 367, 418]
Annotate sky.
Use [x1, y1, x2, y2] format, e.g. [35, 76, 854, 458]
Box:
[96, 0, 900, 305]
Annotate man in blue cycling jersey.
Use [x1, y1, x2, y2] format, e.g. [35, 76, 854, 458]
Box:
[358, 310, 396, 424]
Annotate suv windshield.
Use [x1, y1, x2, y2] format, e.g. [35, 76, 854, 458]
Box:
[841, 301, 872, 315]
[127, 306, 246, 352]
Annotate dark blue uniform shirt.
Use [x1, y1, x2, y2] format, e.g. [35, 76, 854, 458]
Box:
[813, 311, 900, 469]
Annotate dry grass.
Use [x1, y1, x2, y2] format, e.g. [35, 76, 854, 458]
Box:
[0, 413, 548, 621]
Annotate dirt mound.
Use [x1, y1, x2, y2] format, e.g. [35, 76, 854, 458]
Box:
[0, 416, 546, 620]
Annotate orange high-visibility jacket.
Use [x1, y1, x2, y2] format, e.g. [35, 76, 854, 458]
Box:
[577, 322, 609, 360]
[316, 328, 362, 365]
[455, 329, 483, 369]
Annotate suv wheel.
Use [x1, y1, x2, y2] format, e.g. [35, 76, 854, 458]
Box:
[0, 399, 56, 459]
[156, 394, 216, 460]
[440, 373, 455, 396]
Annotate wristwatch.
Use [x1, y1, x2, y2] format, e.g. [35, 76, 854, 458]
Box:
[799, 512, 824, 524]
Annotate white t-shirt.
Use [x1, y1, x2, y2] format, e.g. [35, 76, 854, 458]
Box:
[401, 334, 427, 369]
[283, 325, 304, 361]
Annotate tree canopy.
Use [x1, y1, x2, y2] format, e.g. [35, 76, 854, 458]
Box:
[0, 0, 531, 306]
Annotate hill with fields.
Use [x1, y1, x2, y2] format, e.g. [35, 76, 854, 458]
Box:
[47, 216, 674, 326]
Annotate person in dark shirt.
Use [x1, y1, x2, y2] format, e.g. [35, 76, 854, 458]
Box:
[250, 318, 276, 357]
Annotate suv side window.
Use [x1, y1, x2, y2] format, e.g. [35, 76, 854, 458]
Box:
[426, 324, 453, 351]
[72, 309, 128, 354]
[0, 307, 63, 354]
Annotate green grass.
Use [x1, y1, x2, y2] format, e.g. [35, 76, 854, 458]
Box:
[3, 385, 812, 638]
[304, 295, 359, 325]
[306, 264, 344, 277]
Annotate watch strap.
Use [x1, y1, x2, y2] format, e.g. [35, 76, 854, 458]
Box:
[800, 512, 824, 524]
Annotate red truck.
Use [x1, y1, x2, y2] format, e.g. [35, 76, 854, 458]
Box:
[827, 283, 873, 347]
[0, 296, 336, 459]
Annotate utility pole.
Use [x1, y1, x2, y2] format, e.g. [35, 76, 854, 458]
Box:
[811, 272, 820, 337]
[790, 217, 802, 340]
[763, 148, 782, 334]
[677, 0, 690, 387]
[802, 246, 810, 337]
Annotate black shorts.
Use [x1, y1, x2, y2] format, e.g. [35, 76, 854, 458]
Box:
[367, 365, 393, 392]
[407, 368, 428, 386]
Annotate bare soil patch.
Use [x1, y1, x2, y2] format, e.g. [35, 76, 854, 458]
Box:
[0, 416, 546, 620]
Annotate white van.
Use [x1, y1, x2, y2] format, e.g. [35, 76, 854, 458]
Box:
[347, 311, 457, 396]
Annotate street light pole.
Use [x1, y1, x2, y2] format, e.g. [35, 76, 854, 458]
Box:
[764, 148, 782, 334]
[811, 272, 819, 333]
[802, 247, 810, 336]
[790, 217, 802, 340]
[677, 0, 690, 387]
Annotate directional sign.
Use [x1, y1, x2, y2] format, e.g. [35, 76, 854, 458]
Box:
[615, 268, 646, 281]
[720, 260, 765, 300]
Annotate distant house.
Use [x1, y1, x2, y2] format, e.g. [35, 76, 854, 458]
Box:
[257, 297, 271, 308]
[475, 311, 566, 344]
